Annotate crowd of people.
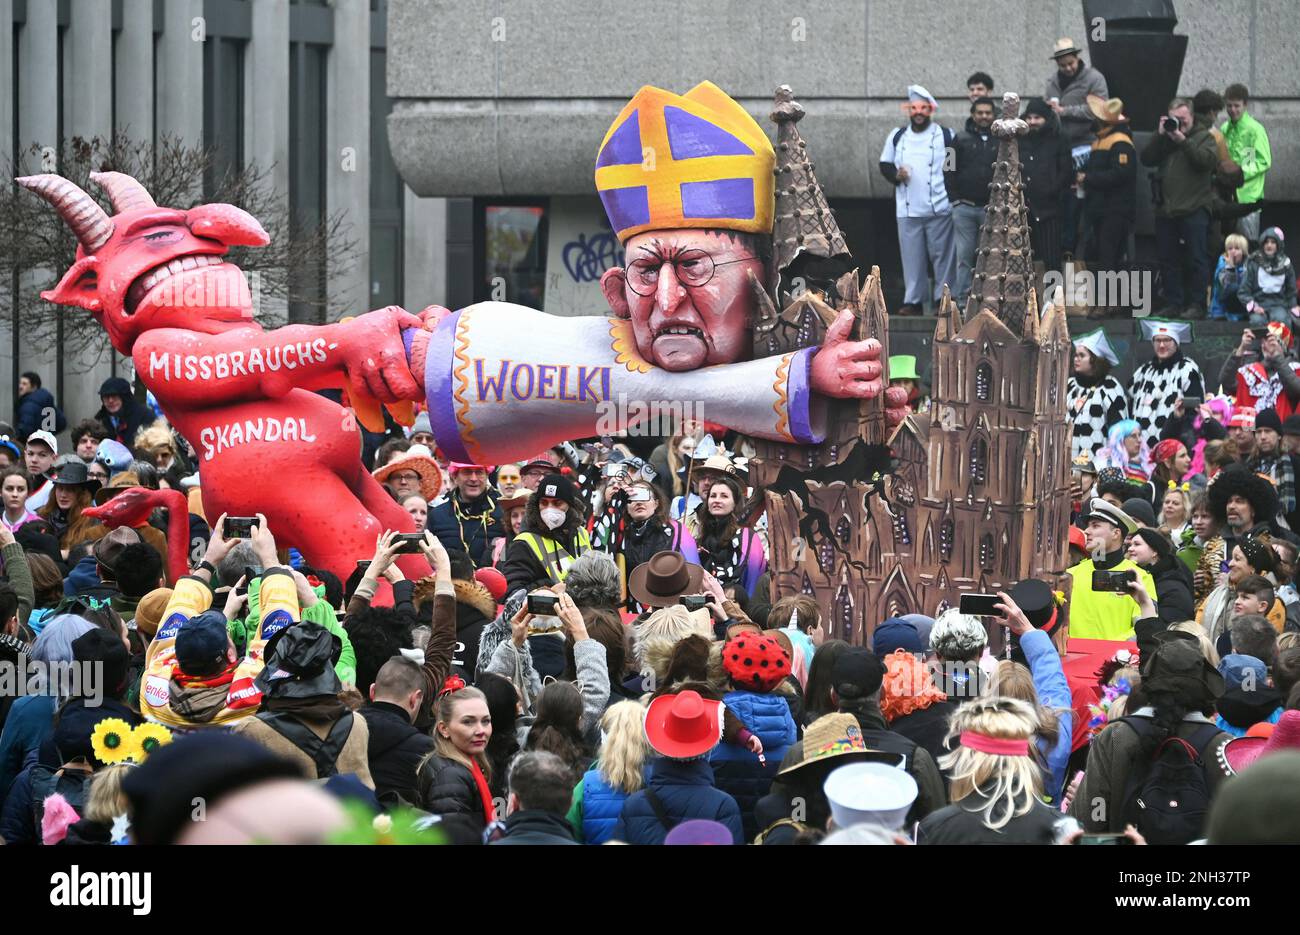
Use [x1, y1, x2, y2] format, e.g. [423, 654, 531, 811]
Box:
[0, 349, 1296, 848]
[884, 39, 1277, 321]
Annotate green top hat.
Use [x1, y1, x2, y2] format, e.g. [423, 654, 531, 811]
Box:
[888, 354, 921, 382]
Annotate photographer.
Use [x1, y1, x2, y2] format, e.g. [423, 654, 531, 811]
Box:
[1066, 499, 1157, 640]
[1141, 98, 1220, 320]
[1219, 325, 1300, 419]
[591, 479, 700, 611]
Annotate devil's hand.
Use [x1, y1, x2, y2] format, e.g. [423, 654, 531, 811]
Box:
[809, 310, 909, 426]
[337, 305, 426, 404]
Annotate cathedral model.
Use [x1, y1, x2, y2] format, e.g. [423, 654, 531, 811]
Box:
[748, 90, 1074, 646]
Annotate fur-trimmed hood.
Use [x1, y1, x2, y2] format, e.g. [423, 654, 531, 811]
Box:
[452, 578, 498, 620]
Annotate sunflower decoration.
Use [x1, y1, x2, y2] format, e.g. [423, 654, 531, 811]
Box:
[133, 722, 174, 761]
[90, 718, 139, 765]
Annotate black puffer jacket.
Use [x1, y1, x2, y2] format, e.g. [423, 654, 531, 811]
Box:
[362, 701, 435, 809]
[94, 377, 150, 448]
[1145, 555, 1196, 625]
[1019, 108, 1073, 220]
[944, 116, 999, 205]
[416, 752, 489, 830]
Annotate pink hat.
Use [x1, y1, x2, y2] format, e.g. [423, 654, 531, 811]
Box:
[1229, 407, 1257, 429]
[1220, 710, 1300, 775]
[448, 462, 490, 474]
[474, 567, 507, 603]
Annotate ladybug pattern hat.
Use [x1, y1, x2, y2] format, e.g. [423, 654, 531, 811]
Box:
[723, 632, 791, 692]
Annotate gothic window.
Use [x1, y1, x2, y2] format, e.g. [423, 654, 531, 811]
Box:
[970, 437, 988, 486]
[1049, 374, 1059, 406]
[800, 572, 815, 595]
[940, 518, 954, 562]
[891, 510, 912, 546]
[835, 515, 852, 546]
[980, 534, 995, 571]
[817, 535, 835, 574]
[975, 361, 993, 402]
[835, 585, 853, 642]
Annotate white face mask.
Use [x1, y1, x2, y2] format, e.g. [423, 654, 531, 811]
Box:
[541, 507, 566, 530]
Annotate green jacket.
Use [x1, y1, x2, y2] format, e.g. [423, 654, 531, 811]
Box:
[232, 577, 357, 687]
[1221, 110, 1271, 205]
[1141, 117, 1220, 218]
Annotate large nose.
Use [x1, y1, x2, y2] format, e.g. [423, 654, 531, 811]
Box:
[655, 262, 686, 316]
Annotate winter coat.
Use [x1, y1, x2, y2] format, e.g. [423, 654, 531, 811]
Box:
[94, 377, 150, 449]
[1018, 112, 1073, 219]
[1238, 240, 1298, 320]
[1212, 255, 1250, 320]
[1144, 555, 1196, 625]
[1083, 125, 1137, 222]
[232, 707, 375, 788]
[918, 789, 1062, 844]
[0, 694, 55, 802]
[944, 117, 999, 205]
[489, 808, 578, 845]
[428, 492, 503, 569]
[416, 752, 490, 831]
[1066, 556, 1158, 640]
[451, 578, 496, 677]
[887, 699, 957, 771]
[1220, 110, 1271, 205]
[1069, 709, 1231, 832]
[612, 757, 744, 845]
[482, 623, 610, 726]
[568, 765, 650, 845]
[1141, 116, 1220, 218]
[1045, 62, 1109, 147]
[500, 522, 592, 597]
[361, 701, 435, 809]
[15, 387, 65, 441]
[709, 689, 798, 840]
[1018, 629, 1074, 804]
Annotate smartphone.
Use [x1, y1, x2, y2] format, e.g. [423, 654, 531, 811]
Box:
[680, 594, 709, 611]
[394, 532, 425, 554]
[601, 462, 627, 479]
[1076, 833, 1131, 845]
[527, 593, 559, 616]
[1251, 326, 1271, 342]
[356, 560, 372, 574]
[237, 565, 264, 596]
[1091, 569, 1136, 592]
[226, 516, 258, 538]
[1181, 396, 1202, 410]
[626, 487, 653, 503]
[959, 593, 1002, 617]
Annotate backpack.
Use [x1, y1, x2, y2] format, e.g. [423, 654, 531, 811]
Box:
[1117, 717, 1221, 845]
[892, 125, 955, 151]
[254, 711, 355, 779]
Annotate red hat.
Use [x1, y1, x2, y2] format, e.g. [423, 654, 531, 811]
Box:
[1068, 525, 1087, 551]
[1151, 439, 1185, 464]
[1219, 709, 1300, 775]
[448, 461, 491, 474]
[644, 690, 723, 759]
[1265, 321, 1293, 348]
[723, 633, 791, 692]
[1229, 407, 1257, 429]
[474, 567, 507, 603]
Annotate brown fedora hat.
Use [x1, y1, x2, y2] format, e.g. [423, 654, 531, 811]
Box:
[628, 550, 705, 608]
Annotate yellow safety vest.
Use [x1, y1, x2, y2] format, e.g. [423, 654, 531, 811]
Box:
[514, 529, 592, 585]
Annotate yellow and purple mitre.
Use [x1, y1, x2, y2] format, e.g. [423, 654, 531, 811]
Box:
[594, 81, 775, 243]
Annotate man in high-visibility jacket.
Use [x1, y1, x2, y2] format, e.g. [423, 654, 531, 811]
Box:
[500, 473, 591, 596]
[1067, 498, 1157, 640]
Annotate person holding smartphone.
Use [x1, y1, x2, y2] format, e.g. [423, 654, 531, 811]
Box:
[591, 480, 700, 611]
[1066, 499, 1157, 640]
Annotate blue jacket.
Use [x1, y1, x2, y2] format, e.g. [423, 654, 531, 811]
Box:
[0, 765, 35, 844]
[578, 767, 643, 845]
[709, 690, 797, 839]
[15, 387, 65, 440]
[428, 493, 503, 568]
[612, 758, 743, 845]
[0, 694, 55, 803]
[1020, 629, 1074, 803]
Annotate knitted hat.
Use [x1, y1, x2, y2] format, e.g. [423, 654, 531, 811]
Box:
[831, 649, 886, 698]
[133, 587, 173, 640]
[1236, 536, 1277, 576]
[1122, 497, 1157, 529]
[1133, 527, 1174, 560]
[535, 473, 581, 510]
[871, 618, 923, 657]
[1255, 408, 1283, 433]
[1022, 97, 1054, 121]
[1281, 415, 1300, 437]
[722, 632, 791, 692]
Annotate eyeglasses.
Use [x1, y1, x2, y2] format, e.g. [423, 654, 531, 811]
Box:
[624, 249, 759, 297]
[390, 472, 420, 484]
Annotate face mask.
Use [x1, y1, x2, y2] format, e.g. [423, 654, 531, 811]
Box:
[541, 507, 566, 530]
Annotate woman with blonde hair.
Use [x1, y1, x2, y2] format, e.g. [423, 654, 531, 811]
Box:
[566, 700, 651, 844]
[1168, 620, 1220, 667]
[62, 762, 134, 845]
[984, 660, 1069, 803]
[917, 697, 1063, 844]
[416, 685, 496, 833]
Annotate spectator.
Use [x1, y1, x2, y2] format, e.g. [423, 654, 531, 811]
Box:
[1248, 408, 1300, 528]
[1, 467, 39, 534]
[945, 96, 999, 306]
[612, 689, 744, 845]
[373, 443, 441, 507]
[1212, 233, 1251, 320]
[22, 430, 58, 510]
[36, 461, 98, 552]
[878, 84, 956, 316]
[801, 639, 852, 725]
[1067, 499, 1158, 640]
[1072, 636, 1230, 841]
[1127, 319, 1206, 452]
[1230, 610, 1280, 664]
[1143, 439, 1195, 515]
[522, 680, 592, 781]
[0, 436, 18, 471]
[416, 685, 497, 833]
[887, 354, 925, 412]
[490, 488, 530, 566]
[1142, 97, 1219, 320]
[687, 471, 764, 595]
[1019, 97, 1073, 276]
[490, 750, 579, 845]
[881, 633, 958, 766]
[1222, 84, 1272, 244]
[966, 71, 994, 101]
[917, 698, 1063, 844]
[1045, 38, 1110, 257]
[494, 463, 522, 499]
[428, 462, 503, 568]
[1238, 227, 1298, 325]
[475, 671, 521, 800]
[768, 592, 823, 679]
[568, 700, 651, 845]
[499, 473, 591, 596]
[1199, 542, 1279, 648]
[434, 549, 494, 678]
[1080, 95, 1137, 316]
[1215, 653, 1283, 738]
[14, 371, 66, 443]
[1126, 527, 1196, 624]
[1207, 465, 1278, 559]
[1095, 419, 1151, 482]
[69, 419, 108, 463]
[402, 494, 427, 533]
[590, 479, 700, 611]
[94, 377, 149, 450]
[361, 656, 434, 809]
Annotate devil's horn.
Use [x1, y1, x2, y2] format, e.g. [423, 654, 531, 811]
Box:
[15, 174, 113, 253]
[89, 171, 157, 214]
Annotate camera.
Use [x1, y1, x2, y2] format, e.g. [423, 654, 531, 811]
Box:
[1091, 569, 1136, 592]
[225, 516, 258, 538]
[527, 593, 559, 615]
[680, 594, 709, 611]
[1160, 115, 1180, 133]
[394, 533, 425, 554]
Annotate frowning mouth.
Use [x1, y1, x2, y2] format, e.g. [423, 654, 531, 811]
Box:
[124, 253, 228, 314]
[655, 325, 705, 339]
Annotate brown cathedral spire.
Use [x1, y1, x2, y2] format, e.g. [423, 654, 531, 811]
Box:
[770, 85, 851, 297]
[965, 92, 1035, 337]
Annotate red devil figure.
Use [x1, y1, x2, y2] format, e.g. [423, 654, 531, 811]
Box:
[18, 172, 433, 586]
